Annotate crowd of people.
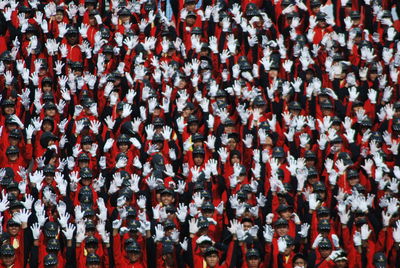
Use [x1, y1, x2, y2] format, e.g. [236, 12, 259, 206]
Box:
[0, 0, 399, 267]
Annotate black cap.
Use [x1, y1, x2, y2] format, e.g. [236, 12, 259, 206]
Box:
[381, 10, 391, 19]
[254, 95, 267, 106]
[160, 188, 174, 196]
[350, 11, 361, 19]
[85, 236, 98, 245]
[66, 26, 79, 35]
[77, 153, 90, 163]
[203, 246, 218, 257]
[319, 237, 332, 249]
[153, 117, 165, 127]
[44, 253, 58, 266]
[330, 135, 343, 144]
[80, 167, 93, 179]
[353, 183, 365, 193]
[274, 218, 289, 226]
[6, 184, 18, 194]
[7, 218, 20, 227]
[288, 102, 302, 112]
[320, 99, 333, 109]
[276, 203, 293, 213]
[127, 219, 141, 231]
[201, 201, 215, 212]
[282, 235, 295, 246]
[313, 181, 326, 191]
[43, 164, 56, 175]
[246, 248, 261, 259]
[272, 147, 285, 158]
[191, 27, 202, 35]
[40, 132, 59, 148]
[6, 145, 19, 155]
[305, 150, 316, 159]
[118, 7, 131, 16]
[373, 252, 387, 268]
[86, 253, 101, 265]
[164, 219, 176, 229]
[125, 241, 141, 253]
[126, 206, 137, 217]
[165, 204, 176, 214]
[9, 129, 21, 140]
[85, 220, 96, 231]
[197, 216, 210, 229]
[347, 169, 359, 179]
[193, 146, 205, 156]
[2, 99, 15, 107]
[318, 219, 331, 231]
[245, 3, 260, 16]
[316, 12, 327, 21]
[117, 134, 130, 144]
[44, 222, 58, 238]
[46, 238, 60, 251]
[0, 244, 14, 256]
[370, 131, 383, 143]
[310, 0, 321, 7]
[152, 133, 164, 143]
[317, 206, 330, 216]
[144, 0, 156, 11]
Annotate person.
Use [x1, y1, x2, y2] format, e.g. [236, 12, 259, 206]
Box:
[0, 0, 399, 267]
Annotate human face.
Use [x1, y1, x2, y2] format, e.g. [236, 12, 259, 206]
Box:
[42, 121, 53, 132]
[193, 155, 204, 166]
[43, 84, 52, 92]
[306, 159, 315, 168]
[247, 257, 261, 268]
[279, 209, 292, 221]
[127, 252, 141, 263]
[81, 178, 92, 186]
[317, 20, 327, 28]
[186, 17, 196, 26]
[89, 16, 96, 26]
[44, 109, 56, 117]
[1, 255, 15, 266]
[119, 15, 130, 24]
[242, 221, 253, 231]
[3, 106, 15, 115]
[312, 6, 320, 14]
[348, 177, 359, 186]
[87, 264, 101, 268]
[228, 138, 237, 151]
[335, 260, 348, 268]
[205, 254, 219, 267]
[7, 225, 20, 236]
[118, 143, 129, 153]
[160, 194, 174, 206]
[294, 257, 307, 268]
[275, 225, 289, 237]
[67, 34, 78, 45]
[7, 154, 18, 162]
[182, 108, 192, 118]
[45, 175, 54, 184]
[188, 123, 199, 134]
[230, 155, 240, 164]
[8, 138, 18, 146]
[369, 72, 378, 81]
[78, 161, 89, 168]
[319, 248, 331, 258]
[185, 3, 196, 11]
[82, 143, 92, 152]
[55, 11, 64, 22]
[269, 69, 278, 78]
